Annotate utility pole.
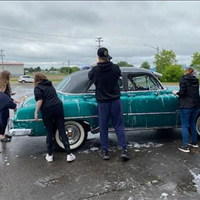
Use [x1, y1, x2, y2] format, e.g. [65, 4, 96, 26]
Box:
[143, 44, 159, 54]
[95, 37, 103, 49]
[0, 50, 5, 70]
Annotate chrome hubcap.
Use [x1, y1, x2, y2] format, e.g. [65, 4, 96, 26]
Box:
[65, 125, 80, 145]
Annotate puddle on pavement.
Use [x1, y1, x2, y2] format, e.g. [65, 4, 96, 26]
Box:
[176, 177, 197, 193]
[35, 174, 64, 187]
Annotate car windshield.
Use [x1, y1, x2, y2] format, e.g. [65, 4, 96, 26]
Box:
[56, 70, 90, 93]
[56, 76, 70, 91]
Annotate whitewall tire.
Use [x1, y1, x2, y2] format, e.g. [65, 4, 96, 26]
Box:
[55, 121, 86, 150]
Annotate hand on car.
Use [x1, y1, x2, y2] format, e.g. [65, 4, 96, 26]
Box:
[14, 99, 21, 104]
[173, 90, 177, 95]
[35, 112, 38, 121]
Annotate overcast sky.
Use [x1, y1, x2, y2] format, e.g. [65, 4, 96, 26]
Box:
[0, 1, 200, 69]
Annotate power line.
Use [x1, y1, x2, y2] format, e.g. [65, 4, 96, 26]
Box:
[0, 27, 94, 39]
[0, 35, 95, 47]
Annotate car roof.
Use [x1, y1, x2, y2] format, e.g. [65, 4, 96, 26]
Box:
[59, 67, 156, 93]
[69, 67, 152, 78]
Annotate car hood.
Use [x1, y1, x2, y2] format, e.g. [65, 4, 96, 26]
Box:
[164, 86, 179, 92]
[21, 92, 69, 108]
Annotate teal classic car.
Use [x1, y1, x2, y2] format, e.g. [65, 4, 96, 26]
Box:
[9, 67, 200, 150]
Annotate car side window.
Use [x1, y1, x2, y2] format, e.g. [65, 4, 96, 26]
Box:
[87, 83, 96, 93]
[86, 78, 123, 93]
[127, 74, 159, 91]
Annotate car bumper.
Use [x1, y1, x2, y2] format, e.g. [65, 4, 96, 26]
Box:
[8, 129, 32, 136]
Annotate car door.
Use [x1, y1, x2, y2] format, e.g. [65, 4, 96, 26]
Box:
[126, 72, 178, 128]
[83, 75, 129, 129]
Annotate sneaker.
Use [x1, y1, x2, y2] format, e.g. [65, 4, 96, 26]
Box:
[120, 149, 131, 160]
[5, 135, 12, 139]
[99, 150, 110, 160]
[178, 146, 190, 153]
[188, 143, 199, 148]
[67, 153, 76, 162]
[0, 137, 11, 142]
[45, 154, 53, 162]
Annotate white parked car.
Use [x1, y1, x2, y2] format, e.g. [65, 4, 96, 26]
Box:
[18, 75, 34, 84]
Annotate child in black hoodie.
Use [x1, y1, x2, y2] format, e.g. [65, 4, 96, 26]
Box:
[0, 81, 16, 142]
[34, 72, 76, 162]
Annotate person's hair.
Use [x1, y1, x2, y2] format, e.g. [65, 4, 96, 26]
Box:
[0, 70, 12, 94]
[0, 81, 6, 91]
[34, 72, 48, 86]
[185, 67, 194, 75]
[98, 56, 110, 62]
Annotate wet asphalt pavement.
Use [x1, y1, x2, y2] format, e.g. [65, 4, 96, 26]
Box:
[1, 83, 200, 200]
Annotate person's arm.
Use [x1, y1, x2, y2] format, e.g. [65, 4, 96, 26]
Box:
[176, 78, 187, 96]
[34, 87, 43, 121]
[14, 99, 21, 104]
[117, 65, 122, 77]
[88, 68, 94, 81]
[6, 95, 17, 110]
[35, 100, 43, 121]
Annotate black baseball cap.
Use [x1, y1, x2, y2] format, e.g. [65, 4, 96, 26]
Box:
[97, 47, 112, 60]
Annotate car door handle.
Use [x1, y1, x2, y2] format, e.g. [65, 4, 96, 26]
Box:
[154, 92, 159, 96]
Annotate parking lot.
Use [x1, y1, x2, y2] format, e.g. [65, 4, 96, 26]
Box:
[1, 83, 200, 200]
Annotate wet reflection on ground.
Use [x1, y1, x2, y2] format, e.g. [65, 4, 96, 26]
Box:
[0, 83, 199, 199]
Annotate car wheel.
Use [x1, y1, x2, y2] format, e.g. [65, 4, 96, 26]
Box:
[21, 80, 26, 84]
[196, 114, 200, 137]
[55, 121, 87, 150]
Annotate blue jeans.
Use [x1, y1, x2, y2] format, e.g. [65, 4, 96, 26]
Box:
[98, 99, 127, 151]
[180, 108, 199, 147]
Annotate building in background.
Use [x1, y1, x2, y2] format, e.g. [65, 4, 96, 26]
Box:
[0, 62, 24, 77]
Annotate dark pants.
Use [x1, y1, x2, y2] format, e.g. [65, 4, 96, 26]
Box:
[42, 105, 71, 155]
[180, 108, 199, 147]
[98, 99, 127, 151]
[0, 109, 9, 135]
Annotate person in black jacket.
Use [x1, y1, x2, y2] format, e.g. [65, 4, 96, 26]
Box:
[173, 67, 200, 153]
[88, 47, 130, 160]
[0, 70, 20, 140]
[0, 81, 17, 142]
[34, 72, 76, 162]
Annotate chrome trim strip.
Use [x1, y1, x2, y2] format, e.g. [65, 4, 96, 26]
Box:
[15, 111, 178, 122]
[57, 90, 169, 95]
[109, 125, 181, 132]
[128, 111, 178, 116]
[8, 129, 32, 136]
[15, 115, 99, 122]
[15, 119, 43, 122]
[64, 115, 98, 120]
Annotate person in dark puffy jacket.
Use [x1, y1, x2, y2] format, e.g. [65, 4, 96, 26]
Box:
[0, 81, 16, 142]
[34, 72, 76, 163]
[173, 67, 200, 153]
[88, 47, 130, 161]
